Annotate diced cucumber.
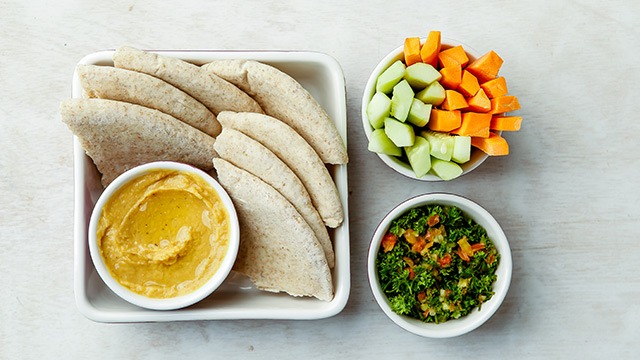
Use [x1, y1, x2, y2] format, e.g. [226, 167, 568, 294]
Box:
[415, 81, 445, 106]
[404, 63, 442, 89]
[384, 117, 415, 147]
[376, 60, 406, 94]
[366, 92, 392, 129]
[368, 128, 402, 156]
[431, 158, 463, 181]
[452, 135, 471, 164]
[407, 98, 432, 127]
[421, 130, 454, 161]
[390, 80, 414, 122]
[405, 136, 431, 178]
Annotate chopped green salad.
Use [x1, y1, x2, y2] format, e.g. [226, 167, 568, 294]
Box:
[376, 204, 499, 323]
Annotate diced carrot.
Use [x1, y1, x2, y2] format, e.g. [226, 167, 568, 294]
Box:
[441, 90, 468, 111]
[480, 76, 508, 98]
[457, 70, 480, 97]
[427, 109, 462, 132]
[466, 88, 491, 113]
[438, 45, 469, 68]
[439, 65, 462, 90]
[471, 132, 509, 156]
[490, 95, 520, 114]
[491, 116, 522, 131]
[450, 112, 491, 138]
[420, 31, 441, 67]
[404, 37, 422, 66]
[466, 50, 504, 83]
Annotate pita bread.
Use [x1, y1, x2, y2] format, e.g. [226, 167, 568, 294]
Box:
[213, 158, 333, 301]
[213, 128, 334, 268]
[202, 59, 348, 164]
[76, 64, 220, 137]
[217, 111, 343, 228]
[60, 98, 217, 186]
[113, 46, 263, 116]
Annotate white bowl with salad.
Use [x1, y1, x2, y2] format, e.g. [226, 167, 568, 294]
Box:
[367, 193, 512, 338]
[362, 31, 516, 181]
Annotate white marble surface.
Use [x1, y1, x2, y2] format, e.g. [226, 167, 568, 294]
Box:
[1, 0, 639, 358]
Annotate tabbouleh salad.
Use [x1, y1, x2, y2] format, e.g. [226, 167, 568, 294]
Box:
[376, 204, 499, 323]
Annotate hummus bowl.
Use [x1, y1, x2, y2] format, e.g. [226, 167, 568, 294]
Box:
[88, 161, 240, 311]
[72, 50, 350, 322]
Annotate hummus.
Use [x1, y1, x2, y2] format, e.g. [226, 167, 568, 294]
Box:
[96, 169, 230, 298]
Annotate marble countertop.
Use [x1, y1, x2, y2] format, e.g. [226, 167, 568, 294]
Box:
[2, 0, 639, 358]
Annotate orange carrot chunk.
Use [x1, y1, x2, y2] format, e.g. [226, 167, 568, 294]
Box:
[490, 95, 521, 114]
[466, 50, 504, 84]
[466, 88, 491, 113]
[490, 116, 522, 131]
[427, 109, 462, 132]
[438, 45, 469, 68]
[404, 37, 422, 66]
[457, 70, 480, 97]
[451, 112, 491, 138]
[420, 31, 441, 68]
[471, 132, 509, 156]
[480, 76, 508, 99]
[441, 90, 468, 111]
[439, 65, 462, 90]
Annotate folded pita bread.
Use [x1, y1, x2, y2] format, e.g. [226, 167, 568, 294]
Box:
[213, 158, 333, 301]
[113, 46, 263, 116]
[213, 128, 334, 268]
[217, 111, 343, 228]
[60, 98, 217, 186]
[76, 64, 220, 137]
[202, 59, 348, 164]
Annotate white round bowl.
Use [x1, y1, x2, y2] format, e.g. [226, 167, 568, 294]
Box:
[88, 161, 239, 310]
[367, 193, 512, 337]
[361, 39, 490, 181]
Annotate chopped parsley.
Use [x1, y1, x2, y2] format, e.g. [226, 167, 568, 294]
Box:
[376, 204, 499, 323]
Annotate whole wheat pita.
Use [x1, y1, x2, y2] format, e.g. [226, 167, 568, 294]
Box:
[213, 128, 334, 268]
[202, 59, 348, 164]
[60, 98, 217, 186]
[213, 158, 333, 301]
[217, 111, 343, 228]
[76, 64, 220, 137]
[113, 46, 263, 116]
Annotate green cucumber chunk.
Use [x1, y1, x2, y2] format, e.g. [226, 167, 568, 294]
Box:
[390, 80, 414, 122]
[405, 136, 432, 178]
[368, 128, 402, 156]
[384, 117, 415, 147]
[366, 92, 392, 129]
[376, 60, 406, 94]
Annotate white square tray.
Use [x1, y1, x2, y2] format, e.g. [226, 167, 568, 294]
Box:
[71, 49, 350, 322]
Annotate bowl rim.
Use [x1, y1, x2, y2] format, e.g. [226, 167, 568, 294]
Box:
[367, 192, 512, 337]
[87, 161, 240, 311]
[361, 38, 493, 182]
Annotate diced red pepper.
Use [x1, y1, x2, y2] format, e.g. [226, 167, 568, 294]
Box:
[427, 214, 440, 227]
[457, 247, 470, 262]
[407, 267, 416, 280]
[382, 233, 397, 252]
[438, 254, 452, 267]
[412, 239, 426, 253]
[471, 243, 485, 252]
